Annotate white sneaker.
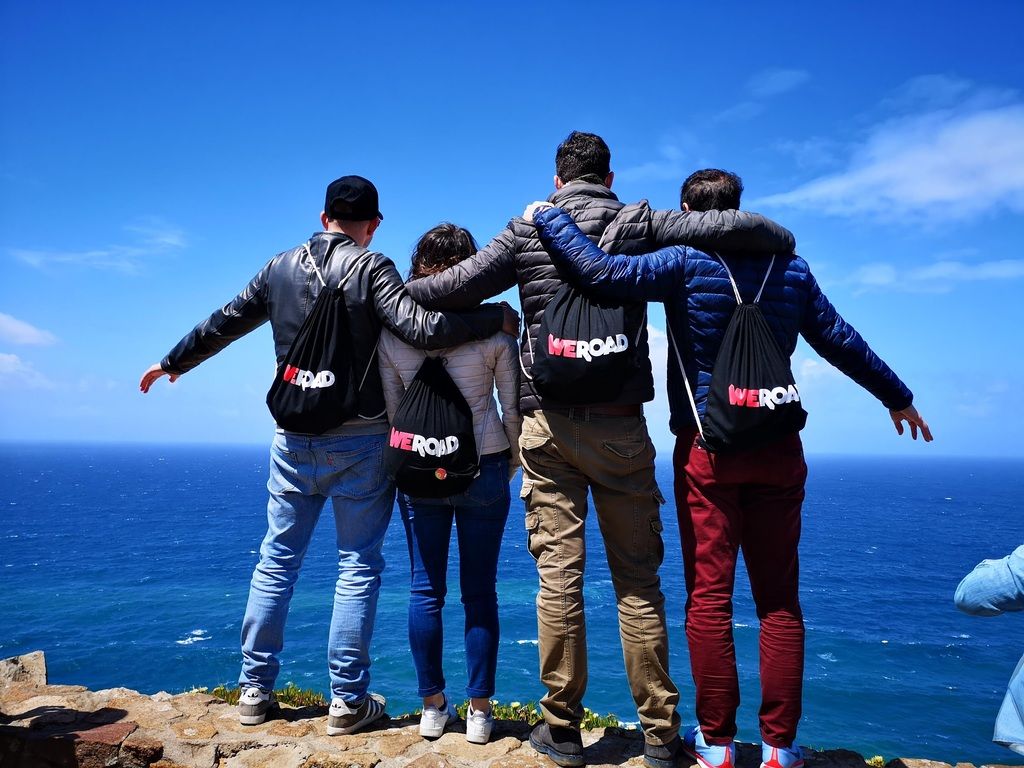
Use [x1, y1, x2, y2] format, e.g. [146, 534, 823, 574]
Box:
[465, 703, 493, 744]
[238, 687, 275, 725]
[419, 693, 458, 739]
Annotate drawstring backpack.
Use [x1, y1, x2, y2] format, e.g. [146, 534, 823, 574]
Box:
[668, 253, 807, 452]
[266, 243, 381, 434]
[525, 283, 644, 404]
[384, 355, 491, 498]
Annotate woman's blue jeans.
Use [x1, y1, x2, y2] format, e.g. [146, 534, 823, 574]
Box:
[397, 452, 511, 699]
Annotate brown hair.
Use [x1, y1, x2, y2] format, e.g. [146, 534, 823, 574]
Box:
[409, 223, 479, 279]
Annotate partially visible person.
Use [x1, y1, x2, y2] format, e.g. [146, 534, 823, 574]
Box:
[528, 167, 931, 768]
[139, 176, 517, 736]
[405, 133, 796, 768]
[378, 223, 521, 745]
[955, 546, 1024, 756]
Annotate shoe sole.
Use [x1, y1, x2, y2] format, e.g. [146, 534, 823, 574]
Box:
[238, 712, 267, 726]
[419, 715, 452, 739]
[644, 752, 681, 768]
[529, 731, 585, 767]
[465, 728, 492, 745]
[681, 743, 734, 768]
[327, 695, 387, 736]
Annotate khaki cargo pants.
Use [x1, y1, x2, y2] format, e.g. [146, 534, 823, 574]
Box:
[519, 410, 680, 745]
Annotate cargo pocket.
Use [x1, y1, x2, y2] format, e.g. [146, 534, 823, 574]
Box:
[524, 503, 542, 563]
[648, 516, 665, 569]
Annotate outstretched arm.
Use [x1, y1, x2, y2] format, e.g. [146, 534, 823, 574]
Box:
[141, 259, 274, 391]
[955, 546, 1024, 616]
[532, 206, 689, 303]
[369, 253, 515, 350]
[404, 226, 518, 310]
[799, 270, 931, 441]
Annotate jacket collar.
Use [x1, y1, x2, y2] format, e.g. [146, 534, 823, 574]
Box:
[547, 181, 618, 206]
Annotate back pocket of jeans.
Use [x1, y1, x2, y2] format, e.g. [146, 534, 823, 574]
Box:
[325, 442, 383, 499]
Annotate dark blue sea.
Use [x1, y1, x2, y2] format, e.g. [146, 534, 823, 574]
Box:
[1, 444, 1021, 765]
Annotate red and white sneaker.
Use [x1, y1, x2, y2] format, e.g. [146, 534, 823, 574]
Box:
[682, 725, 736, 768]
[761, 743, 805, 768]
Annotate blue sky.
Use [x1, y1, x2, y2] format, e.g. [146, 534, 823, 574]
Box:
[2, 2, 1022, 456]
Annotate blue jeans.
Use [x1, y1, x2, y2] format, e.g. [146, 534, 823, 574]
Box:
[239, 431, 394, 703]
[398, 452, 511, 699]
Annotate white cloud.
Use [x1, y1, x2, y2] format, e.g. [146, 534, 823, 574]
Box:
[753, 78, 1024, 221]
[617, 138, 692, 184]
[0, 353, 56, 390]
[845, 258, 1024, 293]
[10, 218, 186, 273]
[0, 313, 57, 345]
[715, 68, 810, 123]
[748, 68, 810, 98]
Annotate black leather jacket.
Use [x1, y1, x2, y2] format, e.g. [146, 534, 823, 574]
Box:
[162, 231, 505, 421]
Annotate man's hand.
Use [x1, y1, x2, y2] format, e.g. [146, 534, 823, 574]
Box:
[522, 201, 553, 223]
[889, 404, 933, 442]
[500, 302, 520, 336]
[139, 363, 179, 393]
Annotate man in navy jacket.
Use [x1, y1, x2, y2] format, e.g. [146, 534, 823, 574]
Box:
[527, 169, 931, 768]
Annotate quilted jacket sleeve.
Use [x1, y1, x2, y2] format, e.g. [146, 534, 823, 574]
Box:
[600, 201, 795, 255]
[536, 207, 688, 303]
[799, 270, 913, 410]
[162, 258, 273, 375]
[368, 253, 504, 350]
[493, 333, 522, 473]
[404, 225, 518, 310]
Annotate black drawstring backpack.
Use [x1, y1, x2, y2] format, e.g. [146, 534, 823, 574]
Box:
[669, 254, 807, 452]
[267, 243, 377, 434]
[526, 283, 643, 404]
[384, 356, 483, 498]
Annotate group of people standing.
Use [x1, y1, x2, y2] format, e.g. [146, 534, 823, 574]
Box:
[140, 131, 931, 768]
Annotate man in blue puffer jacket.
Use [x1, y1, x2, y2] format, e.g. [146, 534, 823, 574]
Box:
[527, 169, 931, 768]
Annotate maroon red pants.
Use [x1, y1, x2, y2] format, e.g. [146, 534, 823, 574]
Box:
[673, 429, 807, 748]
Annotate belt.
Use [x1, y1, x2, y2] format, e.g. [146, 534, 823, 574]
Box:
[533, 404, 643, 419]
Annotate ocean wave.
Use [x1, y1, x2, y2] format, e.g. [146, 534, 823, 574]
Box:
[817, 652, 838, 663]
[175, 629, 211, 646]
[515, 639, 539, 646]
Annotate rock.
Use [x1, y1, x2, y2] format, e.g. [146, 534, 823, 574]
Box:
[268, 719, 315, 737]
[404, 754, 469, 768]
[302, 752, 382, 768]
[120, 730, 165, 767]
[809, 748, 873, 767]
[219, 743, 311, 768]
[0, 652, 47, 692]
[169, 719, 218, 742]
[886, 761, 954, 768]
[491, 752, 562, 768]
[433, 732, 523, 761]
[376, 731, 423, 757]
[71, 721, 139, 768]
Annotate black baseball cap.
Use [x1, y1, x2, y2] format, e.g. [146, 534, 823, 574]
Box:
[324, 175, 383, 222]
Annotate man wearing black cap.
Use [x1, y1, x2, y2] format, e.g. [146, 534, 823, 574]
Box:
[140, 175, 517, 735]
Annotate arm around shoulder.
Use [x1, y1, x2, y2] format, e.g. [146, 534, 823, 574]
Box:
[369, 252, 505, 349]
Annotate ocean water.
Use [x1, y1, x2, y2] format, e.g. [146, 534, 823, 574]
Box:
[1, 443, 1022, 765]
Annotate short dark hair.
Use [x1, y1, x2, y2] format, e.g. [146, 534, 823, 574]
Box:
[409, 223, 479, 280]
[555, 131, 611, 184]
[680, 169, 744, 211]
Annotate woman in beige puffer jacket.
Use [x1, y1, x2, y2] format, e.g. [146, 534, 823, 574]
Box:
[378, 223, 520, 746]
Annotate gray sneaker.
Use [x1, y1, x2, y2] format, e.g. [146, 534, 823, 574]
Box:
[327, 692, 387, 736]
[238, 687, 276, 725]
